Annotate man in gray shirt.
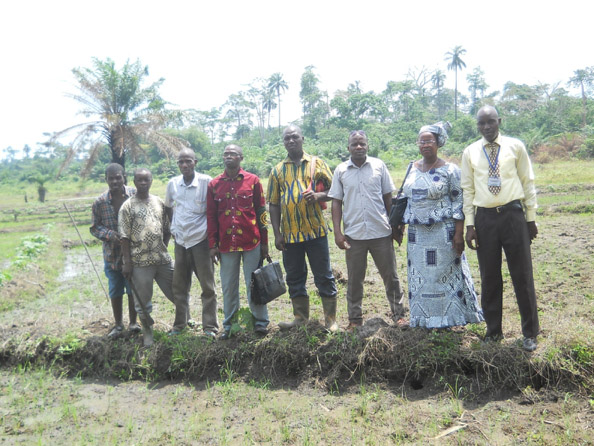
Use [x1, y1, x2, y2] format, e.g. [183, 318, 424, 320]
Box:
[328, 130, 405, 331]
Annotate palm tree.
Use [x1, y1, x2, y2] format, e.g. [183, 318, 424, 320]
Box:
[262, 90, 277, 129]
[267, 73, 288, 133]
[48, 57, 186, 175]
[431, 69, 446, 118]
[568, 66, 594, 128]
[445, 45, 467, 119]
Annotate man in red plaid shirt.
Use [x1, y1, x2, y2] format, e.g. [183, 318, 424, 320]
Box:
[90, 163, 140, 338]
[207, 144, 269, 339]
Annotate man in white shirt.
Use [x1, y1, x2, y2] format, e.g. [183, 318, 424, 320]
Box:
[165, 148, 218, 337]
[329, 130, 405, 331]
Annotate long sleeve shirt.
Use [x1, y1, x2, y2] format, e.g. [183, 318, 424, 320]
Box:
[90, 186, 135, 270]
[460, 134, 537, 226]
[267, 152, 333, 243]
[206, 168, 268, 253]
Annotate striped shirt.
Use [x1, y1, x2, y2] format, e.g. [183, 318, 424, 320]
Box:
[267, 152, 332, 243]
[90, 186, 135, 270]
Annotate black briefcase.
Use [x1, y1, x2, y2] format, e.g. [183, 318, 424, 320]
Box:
[251, 256, 287, 305]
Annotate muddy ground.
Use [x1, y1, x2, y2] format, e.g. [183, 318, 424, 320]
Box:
[1, 211, 594, 444]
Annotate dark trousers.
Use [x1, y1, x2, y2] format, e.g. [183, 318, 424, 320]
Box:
[282, 236, 337, 300]
[475, 206, 539, 338]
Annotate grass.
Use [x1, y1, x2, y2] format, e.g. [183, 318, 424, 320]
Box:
[0, 158, 594, 443]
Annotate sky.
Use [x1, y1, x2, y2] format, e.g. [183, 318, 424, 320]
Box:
[1, 0, 592, 156]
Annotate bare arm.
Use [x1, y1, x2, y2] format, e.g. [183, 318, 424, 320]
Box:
[331, 199, 349, 249]
[269, 203, 285, 251]
[453, 219, 465, 256]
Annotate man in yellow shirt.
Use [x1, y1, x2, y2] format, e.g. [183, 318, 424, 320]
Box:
[268, 125, 338, 331]
[461, 105, 539, 352]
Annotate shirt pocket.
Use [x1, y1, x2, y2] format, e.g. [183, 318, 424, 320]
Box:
[194, 197, 207, 213]
[237, 191, 254, 210]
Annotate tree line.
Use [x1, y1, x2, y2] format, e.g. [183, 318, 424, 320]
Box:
[2, 51, 594, 196]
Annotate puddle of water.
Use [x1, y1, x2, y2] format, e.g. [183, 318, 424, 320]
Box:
[59, 249, 99, 281]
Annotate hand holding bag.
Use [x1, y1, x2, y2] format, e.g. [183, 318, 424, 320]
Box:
[251, 255, 287, 305]
[389, 161, 413, 227]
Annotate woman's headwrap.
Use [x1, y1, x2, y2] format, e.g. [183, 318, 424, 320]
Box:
[419, 121, 452, 148]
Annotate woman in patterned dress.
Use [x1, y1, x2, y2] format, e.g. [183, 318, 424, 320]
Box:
[398, 122, 483, 329]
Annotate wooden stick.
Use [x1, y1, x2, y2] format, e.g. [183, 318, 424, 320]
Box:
[63, 203, 109, 301]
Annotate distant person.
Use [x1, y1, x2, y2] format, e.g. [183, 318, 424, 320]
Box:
[268, 125, 338, 332]
[119, 168, 180, 347]
[207, 144, 269, 339]
[397, 122, 483, 329]
[329, 130, 405, 331]
[165, 148, 219, 338]
[461, 106, 539, 352]
[90, 163, 139, 338]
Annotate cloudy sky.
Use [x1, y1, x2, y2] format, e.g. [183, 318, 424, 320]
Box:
[1, 0, 591, 155]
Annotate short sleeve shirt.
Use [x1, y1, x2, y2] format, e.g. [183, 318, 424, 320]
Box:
[118, 195, 172, 267]
[328, 156, 394, 240]
[165, 172, 211, 248]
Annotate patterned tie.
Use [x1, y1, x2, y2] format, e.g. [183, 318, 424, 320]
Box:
[487, 143, 501, 195]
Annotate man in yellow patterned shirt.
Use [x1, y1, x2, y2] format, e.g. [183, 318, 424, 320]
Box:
[268, 125, 338, 331]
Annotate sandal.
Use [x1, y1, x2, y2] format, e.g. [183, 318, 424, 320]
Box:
[108, 325, 124, 338]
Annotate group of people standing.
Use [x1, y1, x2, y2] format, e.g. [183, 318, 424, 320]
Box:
[90, 105, 540, 352]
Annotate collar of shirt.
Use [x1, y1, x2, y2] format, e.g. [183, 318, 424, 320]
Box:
[106, 185, 134, 204]
[345, 157, 369, 169]
[221, 168, 246, 181]
[175, 171, 200, 188]
[481, 134, 502, 147]
[282, 151, 313, 166]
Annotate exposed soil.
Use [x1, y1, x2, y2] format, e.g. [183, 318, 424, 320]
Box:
[1, 213, 594, 444]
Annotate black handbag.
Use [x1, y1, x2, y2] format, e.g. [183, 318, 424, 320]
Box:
[250, 255, 287, 305]
[389, 161, 413, 227]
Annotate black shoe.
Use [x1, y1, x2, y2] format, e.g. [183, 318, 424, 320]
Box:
[220, 331, 231, 340]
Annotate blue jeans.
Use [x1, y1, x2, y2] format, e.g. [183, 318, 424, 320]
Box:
[282, 236, 337, 299]
[104, 261, 130, 298]
[220, 245, 269, 331]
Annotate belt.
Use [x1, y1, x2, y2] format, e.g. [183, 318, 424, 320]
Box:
[477, 200, 523, 214]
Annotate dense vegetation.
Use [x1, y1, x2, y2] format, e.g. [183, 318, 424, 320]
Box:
[2, 57, 593, 198]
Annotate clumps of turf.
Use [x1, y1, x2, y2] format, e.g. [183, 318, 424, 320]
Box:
[1, 319, 593, 398]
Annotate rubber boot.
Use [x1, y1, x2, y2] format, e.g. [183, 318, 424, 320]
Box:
[278, 296, 309, 331]
[321, 296, 339, 333]
[140, 319, 153, 347]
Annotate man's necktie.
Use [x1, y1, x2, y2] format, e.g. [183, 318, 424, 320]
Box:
[487, 143, 501, 195]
